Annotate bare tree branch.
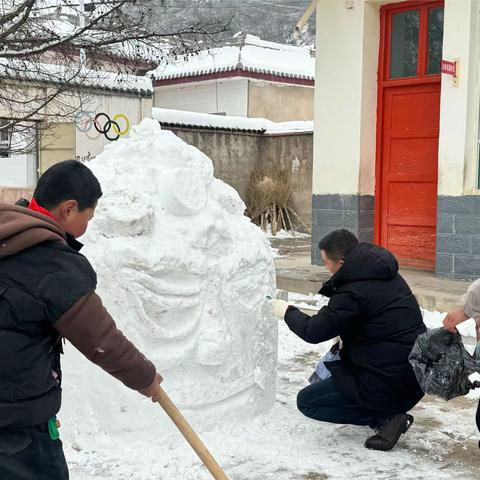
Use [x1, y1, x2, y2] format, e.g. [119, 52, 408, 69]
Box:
[0, 0, 228, 156]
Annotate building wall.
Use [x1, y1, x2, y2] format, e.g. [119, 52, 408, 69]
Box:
[311, 1, 380, 263]
[40, 123, 76, 175]
[39, 93, 152, 173]
[170, 128, 260, 201]
[247, 81, 314, 121]
[74, 94, 152, 163]
[0, 83, 152, 204]
[259, 133, 313, 226]
[168, 127, 313, 230]
[153, 79, 249, 117]
[435, 0, 480, 278]
[0, 187, 34, 204]
[311, 0, 480, 278]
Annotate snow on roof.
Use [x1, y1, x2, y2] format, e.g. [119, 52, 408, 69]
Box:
[150, 35, 315, 83]
[152, 108, 313, 134]
[0, 59, 153, 96]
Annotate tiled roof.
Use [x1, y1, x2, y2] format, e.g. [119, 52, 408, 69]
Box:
[150, 35, 315, 83]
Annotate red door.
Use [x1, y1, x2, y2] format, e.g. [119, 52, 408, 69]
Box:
[376, 1, 444, 270]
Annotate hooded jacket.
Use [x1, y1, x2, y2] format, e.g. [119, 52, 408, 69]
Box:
[285, 243, 426, 413]
[0, 204, 156, 428]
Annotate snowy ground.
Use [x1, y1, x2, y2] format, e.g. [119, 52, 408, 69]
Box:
[67, 308, 479, 480]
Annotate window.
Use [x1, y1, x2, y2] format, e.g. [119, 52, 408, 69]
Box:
[427, 7, 444, 75]
[0, 120, 38, 187]
[390, 10, 420, 79]
[387, 5, 444, 81]
[0, 120, 11, 158]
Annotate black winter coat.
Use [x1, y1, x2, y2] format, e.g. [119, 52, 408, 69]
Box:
[0, 205, 156, 429]
[0, 235, 95, 428]
[285, 243, 426, 413]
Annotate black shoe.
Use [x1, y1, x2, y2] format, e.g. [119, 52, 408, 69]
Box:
[365, 414, 414, 451]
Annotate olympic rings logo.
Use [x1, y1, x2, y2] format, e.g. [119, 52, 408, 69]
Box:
[74, 111, 130, 141]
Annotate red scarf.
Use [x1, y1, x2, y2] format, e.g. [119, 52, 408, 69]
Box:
[27, 198, 59, 222]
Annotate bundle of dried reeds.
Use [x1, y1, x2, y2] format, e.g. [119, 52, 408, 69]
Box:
[246, 167, 311, 236]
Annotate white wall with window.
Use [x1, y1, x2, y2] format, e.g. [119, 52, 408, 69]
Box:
[0, 120, 38, 187]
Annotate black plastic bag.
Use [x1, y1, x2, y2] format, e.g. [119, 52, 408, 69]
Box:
[409, 328, 480, 401]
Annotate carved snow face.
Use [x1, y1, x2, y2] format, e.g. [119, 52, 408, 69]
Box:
[80, 119, 277, 415]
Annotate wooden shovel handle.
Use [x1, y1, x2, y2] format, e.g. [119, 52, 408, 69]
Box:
[155, 387, 229, 480]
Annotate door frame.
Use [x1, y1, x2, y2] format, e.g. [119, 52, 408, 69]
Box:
[374, 0, 444, 246]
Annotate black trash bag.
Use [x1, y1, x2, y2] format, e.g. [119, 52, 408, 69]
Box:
[409, 327, 480, 401]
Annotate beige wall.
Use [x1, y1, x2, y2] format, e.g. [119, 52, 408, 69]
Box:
[259, 133, 313, 226]
[0, 187, 34, 204]
[168, 127, 313, 230]
[40, 122, 76, 175]
[39, 92, 152, 173]
[438, 0, 480, 196]
[313, 1, 364, 195]
[75, 95, 153, 160]
[0, 81, 152, 190]
[248, 81, 314, 122]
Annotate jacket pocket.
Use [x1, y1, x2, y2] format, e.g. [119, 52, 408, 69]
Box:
[0, 429, 32, 456]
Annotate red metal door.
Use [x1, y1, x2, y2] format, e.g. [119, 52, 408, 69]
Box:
[376, 1, 444, 270]
[380, 83, 440, 269]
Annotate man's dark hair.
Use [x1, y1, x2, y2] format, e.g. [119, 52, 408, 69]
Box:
[34, 160, 102, 211]
[319, 229, 359, 262]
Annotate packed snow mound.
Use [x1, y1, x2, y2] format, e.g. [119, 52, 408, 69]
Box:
[61, 118, 277, 443]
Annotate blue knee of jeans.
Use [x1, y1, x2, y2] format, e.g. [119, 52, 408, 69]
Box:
[296, 388, 311, 416]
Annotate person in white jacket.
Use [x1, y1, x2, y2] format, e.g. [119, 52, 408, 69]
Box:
[443, 280, 480, 443]
[443, 279, 480, 343]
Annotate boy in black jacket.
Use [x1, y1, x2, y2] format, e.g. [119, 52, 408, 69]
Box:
[271, 229, 426, 451]
[0, 160, 162, 479]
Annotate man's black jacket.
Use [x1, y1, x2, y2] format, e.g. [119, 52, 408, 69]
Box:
[285, 243, 426, 413]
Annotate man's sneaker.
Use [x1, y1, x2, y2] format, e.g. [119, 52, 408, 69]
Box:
[365, 414, 414, 451]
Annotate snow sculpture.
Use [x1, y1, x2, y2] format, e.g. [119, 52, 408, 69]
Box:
[61, 119, 277, 440]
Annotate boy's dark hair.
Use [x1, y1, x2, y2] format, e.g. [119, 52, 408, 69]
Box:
[34, 160, 102, 211]
[319, 229, 359, 262]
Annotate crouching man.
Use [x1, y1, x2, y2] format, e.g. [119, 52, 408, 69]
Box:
[271, 230, 426, 451]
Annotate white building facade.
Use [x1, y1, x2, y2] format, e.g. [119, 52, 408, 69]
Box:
[311, 0, 480, 278]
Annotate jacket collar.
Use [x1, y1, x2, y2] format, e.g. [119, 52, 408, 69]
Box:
[66, 233, 83, 252]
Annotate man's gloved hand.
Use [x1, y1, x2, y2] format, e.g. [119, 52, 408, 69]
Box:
[270, 299, 289, 320]
[443, 307, 469, 333]
[139, 372, 163, 401]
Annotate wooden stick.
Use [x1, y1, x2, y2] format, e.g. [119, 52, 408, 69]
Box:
[284, 208, 294, 234]
[279, 208, 293, 237]
[155, 388, 229, 480]
[288, 208, 312, 235]
[272, 203, 277, 236]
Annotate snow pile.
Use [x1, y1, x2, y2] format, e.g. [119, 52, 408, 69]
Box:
[153, 107, 314, 134]
[69, 313, 480, 480]
[61, 118, 277, 445]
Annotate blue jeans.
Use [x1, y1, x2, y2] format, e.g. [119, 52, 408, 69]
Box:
[297, 377, 388, 428]
[0, 423, 68, 480]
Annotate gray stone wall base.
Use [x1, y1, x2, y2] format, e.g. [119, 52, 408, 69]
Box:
[311, 194, 374, 265]
[436, 195, 480, 279]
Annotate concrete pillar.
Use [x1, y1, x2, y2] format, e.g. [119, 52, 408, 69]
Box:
[311, 1, 379, 263]
[435, 0, 480, 278]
